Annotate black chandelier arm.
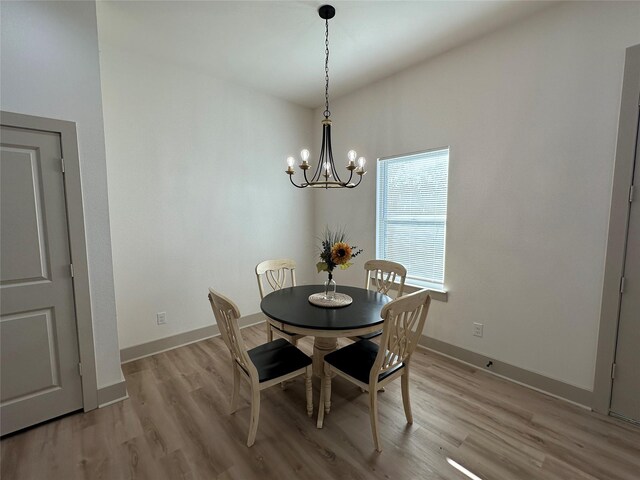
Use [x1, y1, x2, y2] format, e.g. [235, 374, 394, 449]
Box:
[289, 174, 307, 189]
[342, 168, 354, 187]
[328, 151, 343, 185]
[310, 123, 329, 183]
[310, 152, 324, 183]
[302, 167, 312, 187]
[343, 174, 363, 188]
[326, 125, 343, 183]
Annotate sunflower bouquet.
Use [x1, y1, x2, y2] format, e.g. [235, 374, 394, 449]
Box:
[316, 227, 363, 274]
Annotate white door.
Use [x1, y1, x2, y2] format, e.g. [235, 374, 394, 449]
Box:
[610, 104, 640, 424]
[1, 125, 83, 435]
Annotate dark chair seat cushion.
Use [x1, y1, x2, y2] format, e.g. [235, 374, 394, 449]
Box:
[247, 338, 311, 383]
[324, 340, 404, 384]
[356, 330, 382, 340]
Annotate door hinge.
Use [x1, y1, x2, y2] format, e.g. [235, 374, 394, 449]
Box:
[620, 276, 626, 294]
[78, 362, 83, 376]
[61, 157, 65, 173]
[630, 184, 635, 203]
[611, 363, 616, 379]
[70, 263, 75, 278]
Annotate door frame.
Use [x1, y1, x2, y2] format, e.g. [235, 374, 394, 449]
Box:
[593, 44, 640, 415]
[1, 111, 98, 411]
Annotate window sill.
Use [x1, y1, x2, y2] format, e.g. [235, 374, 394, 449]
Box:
[384, 282, 448, 302]
[403, 282, 448, 302]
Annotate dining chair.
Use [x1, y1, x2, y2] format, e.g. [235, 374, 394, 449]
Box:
[255, 259, 305, 345]
[208, 288, 313, 447]
[352, 259, 408, 341]
[317, 289, 431, 452]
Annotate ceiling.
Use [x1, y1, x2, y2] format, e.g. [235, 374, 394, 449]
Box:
[97, 1, 554, 109]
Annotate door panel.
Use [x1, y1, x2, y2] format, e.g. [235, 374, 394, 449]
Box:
[0, 126, 83, 435]
[610, 107, 640, 423]
[1, 309, 60, 403]
[0, 147, 50, 284]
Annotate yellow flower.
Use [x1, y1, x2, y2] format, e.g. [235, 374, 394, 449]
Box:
[331, 242, 352, 265]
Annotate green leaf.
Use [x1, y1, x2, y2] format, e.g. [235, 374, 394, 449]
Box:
[339, 262, 353, 270]
[316, 262, 329, 273]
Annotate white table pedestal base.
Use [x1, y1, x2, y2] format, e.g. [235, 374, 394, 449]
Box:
[312, 336, 338, 377]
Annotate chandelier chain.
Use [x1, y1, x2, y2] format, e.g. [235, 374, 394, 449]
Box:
[324, 18, 330, 118]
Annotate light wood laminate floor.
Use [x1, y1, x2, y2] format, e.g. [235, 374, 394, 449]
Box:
[2, 324, 639, 480]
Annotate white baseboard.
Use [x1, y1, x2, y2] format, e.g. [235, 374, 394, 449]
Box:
[96, 376, 128, 408]
[418, 334, 593, 408]
[120, 313, 264, 364]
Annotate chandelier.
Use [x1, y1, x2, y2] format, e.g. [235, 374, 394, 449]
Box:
[285, 4, 366, 189]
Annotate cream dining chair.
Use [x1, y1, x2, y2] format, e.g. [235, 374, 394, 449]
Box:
[208, 288, 313, 447]
[255, 259, 305, 345]
[317, 289, 431, 452]
[352, 259, 408, 341]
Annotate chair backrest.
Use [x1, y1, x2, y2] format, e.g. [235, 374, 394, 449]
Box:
[208, 288, 258, 379]
[255, 259, 297, 299]
[364, 259, 407, 298]
[372, 289, 431, 383]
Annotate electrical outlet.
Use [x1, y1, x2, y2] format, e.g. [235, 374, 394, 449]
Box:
[156, 312, 167, 325]
[473, 322, 483, 337]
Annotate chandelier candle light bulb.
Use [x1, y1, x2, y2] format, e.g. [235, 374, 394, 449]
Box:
[301, 149, 310, 166]
[284, 4, 367, 189]
[324, 162, 331, 178]
[357, 157, 366, 173]
[286, 156, 296, 173]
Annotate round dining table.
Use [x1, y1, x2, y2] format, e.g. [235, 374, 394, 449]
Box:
[260, 285, 392, 376]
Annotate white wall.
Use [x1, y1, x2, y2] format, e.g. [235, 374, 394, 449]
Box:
[98, 44, 315, 349]
[0, 1, 122, 388]
[313, 1, 640, 390]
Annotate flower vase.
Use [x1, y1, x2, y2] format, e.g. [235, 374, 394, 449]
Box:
[324, 272, 337, 300]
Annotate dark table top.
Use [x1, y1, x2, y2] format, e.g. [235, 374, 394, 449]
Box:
[260, 285, 391, 331]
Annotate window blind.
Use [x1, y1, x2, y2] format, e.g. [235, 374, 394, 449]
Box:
[376, 147, 449, 289]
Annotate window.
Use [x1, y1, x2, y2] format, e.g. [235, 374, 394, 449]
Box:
[376, 147, 449, 291]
